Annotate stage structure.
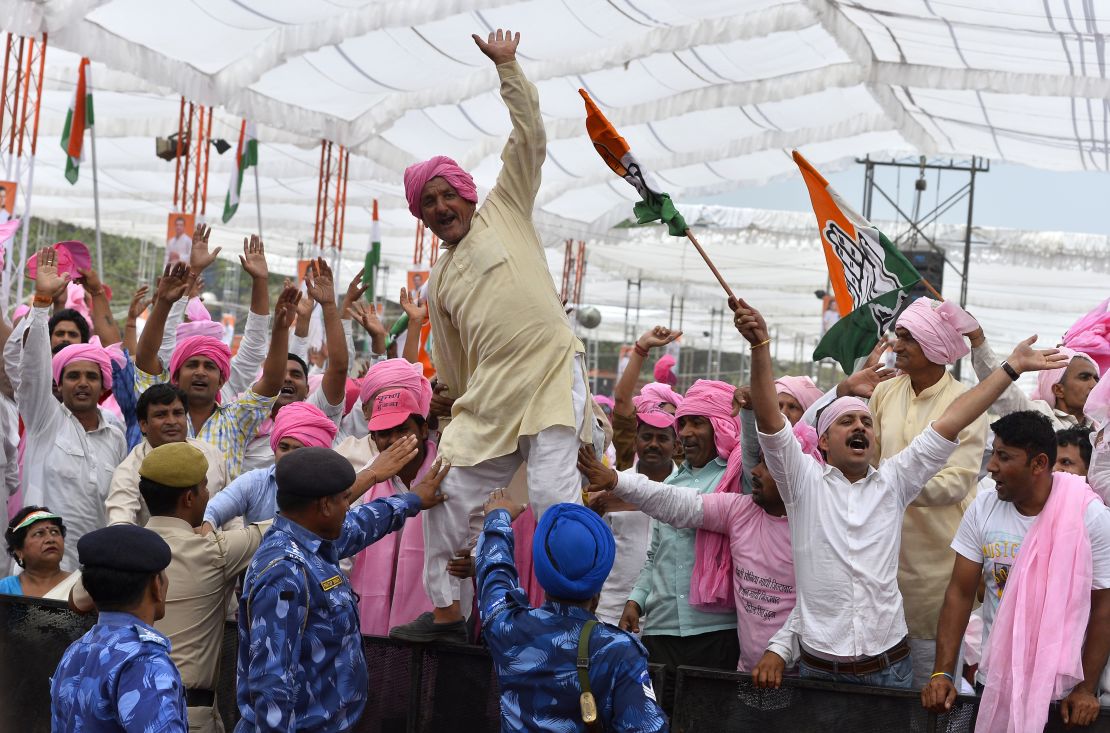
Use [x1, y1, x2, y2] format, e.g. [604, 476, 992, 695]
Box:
[314, 139, 349, 281]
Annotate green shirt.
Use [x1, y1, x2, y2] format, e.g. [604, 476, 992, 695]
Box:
[628, 457, 738, 637]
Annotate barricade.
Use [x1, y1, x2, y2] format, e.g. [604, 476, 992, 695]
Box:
[3, 594, 1107, 732]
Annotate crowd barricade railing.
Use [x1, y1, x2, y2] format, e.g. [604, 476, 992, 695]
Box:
[4, 594, 1108, 732]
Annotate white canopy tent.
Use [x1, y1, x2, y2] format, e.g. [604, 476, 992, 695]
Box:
[1, 0, 1107, 355]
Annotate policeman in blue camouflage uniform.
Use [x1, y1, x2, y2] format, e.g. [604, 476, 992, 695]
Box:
[50, 524, 188, 732]
[234, 446, 448, 732]
[476, 493, 668, 732]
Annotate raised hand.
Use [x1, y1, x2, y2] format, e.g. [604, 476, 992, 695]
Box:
[862, 335, 891, 370]
[1006, 335, 1068, 374]
[341, 267, 368, 313]
[154, 263, 191, 305]
[729, 296, 769, 346]
[187, 275, 205, 302]
[732, 384, 752, 415]
[304, 257, 336, 305]
[189, 223, 221, 273]
[348, 301, 386, 338]
[239, 234, 268, 280]
[576, 445, 618, 492]
[367, 435, 420, 483]
[127, 285, 151, 321]
[33, 248, 70, 299]
[412, 458, 451, 510]
[399, 287, 428, 325]
[272, 285, 302, 331]
[837, 362, 896, 399]
[483, 487, 525, 521]
[472, 28, 519, 65]
[638, 325, 682, 351]
[76, 267, 104, 296]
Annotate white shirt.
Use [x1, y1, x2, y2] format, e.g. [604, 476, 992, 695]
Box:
[758, 419, 958, 658]
[13, 306, 127, 571]
[165, 233, 192, 265]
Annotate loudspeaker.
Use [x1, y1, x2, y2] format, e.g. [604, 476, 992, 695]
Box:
[901, 249, 944, 300]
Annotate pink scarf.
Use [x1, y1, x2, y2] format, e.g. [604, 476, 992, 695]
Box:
[1064, 298, 1110, 376]
[674, 379, 742, 612]
[977, 472, 1098, 733]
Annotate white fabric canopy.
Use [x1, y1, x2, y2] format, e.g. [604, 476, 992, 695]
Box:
[2, 0, 1108, 355]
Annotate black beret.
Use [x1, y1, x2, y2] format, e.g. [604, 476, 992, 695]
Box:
[275, 447, 356, 498]
[77, 525, 171, 573]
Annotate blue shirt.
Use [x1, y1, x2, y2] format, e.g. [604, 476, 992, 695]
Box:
[476, 510, 669, 733]
[111, 349, 142, 451]
[0, 575, 20, 595]
[204, 465, 276, 527]
[234, 494, 422, 733]
[50, 611, 188, 732]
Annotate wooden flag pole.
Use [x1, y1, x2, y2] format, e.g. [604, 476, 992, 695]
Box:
[921, 277, 943, 301]
[684, 228, 736, 301]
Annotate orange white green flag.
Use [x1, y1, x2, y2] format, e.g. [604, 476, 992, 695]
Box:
[60, 58, 93, 184]
[793, 150, 921, 372]
[579, 89, 687, 236]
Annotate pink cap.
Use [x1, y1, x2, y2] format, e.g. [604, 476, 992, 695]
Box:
[632, 394, 676, 429]
[367, 387, 423, 431]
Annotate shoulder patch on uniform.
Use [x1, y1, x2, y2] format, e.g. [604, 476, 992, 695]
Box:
[639, 668, 657, 702]
[320, 575, 342, 592]
[135, 626, 168, 648]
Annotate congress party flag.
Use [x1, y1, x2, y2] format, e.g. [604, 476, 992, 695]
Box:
[222, 120, 258, 223]
[60, 58, 94, 184]
[579, 89, 687, 237]
[793, 150, 921, 372]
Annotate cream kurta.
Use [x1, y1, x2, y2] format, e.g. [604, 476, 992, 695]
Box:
[869, 372, 987, 638]
[106, 437, 229, 526]
[428, 60, 588, 468]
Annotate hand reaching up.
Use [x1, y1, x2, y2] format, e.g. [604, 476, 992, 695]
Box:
[399, 287, 428, 325]
[473, 28, 519, 65]
[1006, 335, 1068, 374]
[189, 224, 221, 273]
[32, 248, 69, 300]
[729, 297, 769, 346]
[239, 234, 268, 280]
[154, 263, 191, 305]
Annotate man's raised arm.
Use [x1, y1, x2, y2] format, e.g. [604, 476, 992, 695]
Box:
[135, 263, 191, 376]
[730, 298, 785, 436]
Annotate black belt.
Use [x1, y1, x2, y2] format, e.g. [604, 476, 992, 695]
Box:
[799, 638, 910, 676]
[185, 688, 215, 708]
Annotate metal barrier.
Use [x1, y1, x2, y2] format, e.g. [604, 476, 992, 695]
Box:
[3, 594, 1107, 732]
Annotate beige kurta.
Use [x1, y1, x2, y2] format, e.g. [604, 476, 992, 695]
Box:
[105, 437, 229, 526]
[428, 60, 589, 468]
[869, 372, 987, 639]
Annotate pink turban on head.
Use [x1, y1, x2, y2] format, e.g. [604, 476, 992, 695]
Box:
[816, 396, 872, 438]
[1030, 347, 1099, 404]
[269, 401, 338, 454]
[632, 394, 676, 430]
[176, 319, 225, 342]
[653, 354, 678, 386]
[359, 358, 433, 418]
[593, 395, 614, 413]
[403, 155, 478, 219]
[1063, 298, 1110, 376]
[639, 381, 683, 410]
[169, 335, 232, 384]
[896, 297, 978, 366]
[52, 343, 113, 391]
[674, 379, 743, 612]
[774, 375, 823, 412]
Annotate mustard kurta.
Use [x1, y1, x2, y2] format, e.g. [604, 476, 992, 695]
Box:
[429, 60, 587, 467]
[869, 372, 987, 639]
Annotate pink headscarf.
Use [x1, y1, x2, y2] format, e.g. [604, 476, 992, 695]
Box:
[896, 297, 978, 366]
[52, 342, 113, 392]
[344, 378, 362, 415]
[63, 283, 94, 331]
[359, 358, 433, 417]
[1063, 298, 1110, 376]
[1029, 347, 1099, 404]
[674, 379, 743, 612]
[593, 395, 614, 413]
[774, 375, 823, 412]
[168, 335, 231, 383]
[175, 319, 225, 342]
[816, 396, 872, 438]
[653, 354, 677, 386]
[639, 381, 683, 409]
[403, 156, 478, 219]
[269, 401, 338, 453]
[185, 297, 211, 323]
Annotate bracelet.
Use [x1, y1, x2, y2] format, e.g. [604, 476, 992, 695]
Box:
[633, 343, 649, 358]
[32, 294, 52, 307]
[1000, 361, 1020, 382]
[930, 671, 954, 682]
[751, 338, 771, 350]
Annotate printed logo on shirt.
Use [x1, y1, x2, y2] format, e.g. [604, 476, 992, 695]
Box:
[736, 565, 794, 620]
[320, 575, 343, 592]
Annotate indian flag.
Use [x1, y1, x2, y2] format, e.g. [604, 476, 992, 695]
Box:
[363, 198, 381, 301]
[221, 120, 258, 223]
[60, 58, 93, 185]
[793, 150, 922, 372]
[579, 89, 687, 236]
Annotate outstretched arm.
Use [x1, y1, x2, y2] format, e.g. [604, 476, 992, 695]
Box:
[136, 264, 191, 376]
[251, 287, 300, 398]
[730, 298, 783, 435]
[476, 491, 528, 624]
[304, 258, 347, 408]
[78, 268, 121, 346]
[398, 287, 427, 366]
[614, 326, 681, 417]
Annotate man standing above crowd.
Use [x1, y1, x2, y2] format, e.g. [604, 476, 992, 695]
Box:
[732, 296, 1065, 689]
[391, 29, 594, 643]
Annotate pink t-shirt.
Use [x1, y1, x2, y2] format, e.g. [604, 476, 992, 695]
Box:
[701, 492, 795, 672]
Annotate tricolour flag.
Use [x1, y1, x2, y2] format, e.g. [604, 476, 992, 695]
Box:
[222, 120, 258, 223]
[579, 89, 687, 236]
[793, 150, 922, 372]
[363, 199, 381, 301]
[60, 58, 93, 184]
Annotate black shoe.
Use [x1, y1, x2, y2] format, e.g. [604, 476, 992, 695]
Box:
[389, 612, 468, 644]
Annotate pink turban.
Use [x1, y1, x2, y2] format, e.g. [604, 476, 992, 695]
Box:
[52, 343, 113, 392]
[269, 401, 338, 454]
[639, 381, 683, 409]
[185, 297, 212, 323]
[169, 335, 231, 383]
[89, 336, 127, 370]
[1029, 348, 1099, 404]
[1063, 298, 1110, 376]
[359, 358, 433, 420]
[896, 297, 978, 366]
[774, 375, 823, 411]
[816, 396, 872, 438]
[792, 420, 825, 465]
[11, 304, 29, 323]
[653, 354, 677, 386]
[344, 378, 361, 415]
[64, 283, 93, 331]
[175, 319, 225, 342]
[593, 395, 614, 413]
[674, 379, 743, 612]
[403, 155, 478, 219]
[632, 394, 676, 430]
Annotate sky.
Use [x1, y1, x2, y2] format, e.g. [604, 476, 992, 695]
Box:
[695, 161, 1110, 237]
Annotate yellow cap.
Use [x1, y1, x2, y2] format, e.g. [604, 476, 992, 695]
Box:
[139, 442, 208, 488]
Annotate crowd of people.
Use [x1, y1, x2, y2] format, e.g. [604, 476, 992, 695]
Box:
[4, 28, 1109, 733]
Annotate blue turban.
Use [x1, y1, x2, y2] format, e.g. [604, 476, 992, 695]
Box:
[532, 503, 616, 601]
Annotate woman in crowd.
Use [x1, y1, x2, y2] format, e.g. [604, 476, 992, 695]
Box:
[1, 506, 80, 600]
